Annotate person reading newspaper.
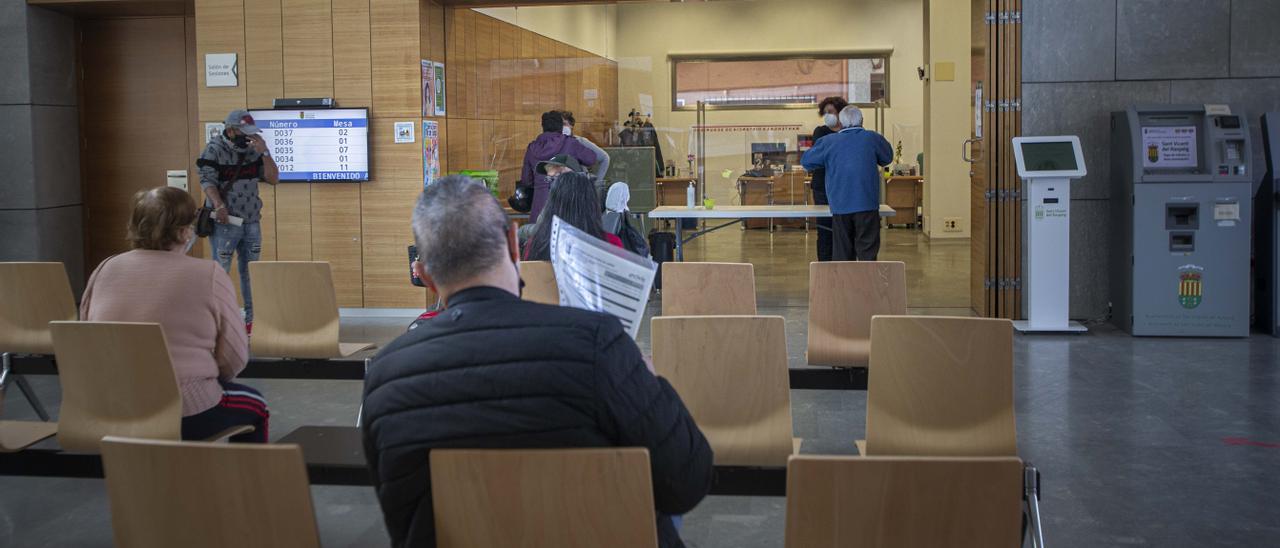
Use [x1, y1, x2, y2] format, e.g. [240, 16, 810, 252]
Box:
[361, 175, 712, 548]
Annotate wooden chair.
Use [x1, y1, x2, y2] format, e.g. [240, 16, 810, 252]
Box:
[651, 315, 795, 466]
[785, 455, 1024, 548]
[660, 262, 757, 316]
[518, 260, 559, 305]
[100, 437, 320, 548]
[0, 364, 57, 452]
[859, 316, 1017, 457]
[50, 322, 251, 453]
[0, 262, 77, 421]
[430, 448, 658, 548]
[247, 261, 373, 359]
[806, 261, 907, 367]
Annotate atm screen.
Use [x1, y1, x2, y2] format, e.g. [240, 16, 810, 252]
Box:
[1141, 126, 1198, 170]
[1020, 141, 1079, 172]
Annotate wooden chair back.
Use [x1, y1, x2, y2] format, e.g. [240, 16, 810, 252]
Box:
[785, 455, 1024, 548]
[661, 262, 757, 316]
[0, 262, 77, 354]
[248, 261, 371, 358]
[651, 315, 792, 466]
[50, 322, 182, 453]
[430, 448, 657, 548]
[866, 316, 1017, 456]
[100, 437, 320, 548]
[518, 260, 559, 305]
[806, 261, 906, 367]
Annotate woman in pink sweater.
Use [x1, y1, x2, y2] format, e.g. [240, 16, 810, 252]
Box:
[80, 187, 268, 442]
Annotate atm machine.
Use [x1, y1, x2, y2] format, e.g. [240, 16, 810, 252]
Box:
[1110, 105, 1252, 337]
[1256, 113, 1280, 337]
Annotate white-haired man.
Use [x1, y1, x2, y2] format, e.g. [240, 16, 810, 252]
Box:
[801, 105, 893, 260]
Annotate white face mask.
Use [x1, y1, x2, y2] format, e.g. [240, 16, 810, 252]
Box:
[823, 113, 839, 128]
[562, 126, 572, 136]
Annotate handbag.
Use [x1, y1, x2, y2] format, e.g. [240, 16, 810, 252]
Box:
[195, 156, 248, 237]
[507, 183, 533, 213]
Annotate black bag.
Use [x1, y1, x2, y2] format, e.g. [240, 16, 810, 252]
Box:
[648, 231, 675, 290]
[508, 183, 533, 213]
[194, 157, 247, 238]
[617, 215, 650, 258]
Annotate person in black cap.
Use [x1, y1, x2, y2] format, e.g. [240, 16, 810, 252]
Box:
[196, 109, 279, 334]
[520, 111, 597, 222]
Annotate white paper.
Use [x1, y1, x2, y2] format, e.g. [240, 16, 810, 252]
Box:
[394, 121, 415, 144]
[205, 53, 238, 87]
[639, 93, 654, 117]
[1205, 104, 1232, 116]
[550, 216, 657, 338]
[166, 170, 188, 191]
[1142, 126, 1198, 169]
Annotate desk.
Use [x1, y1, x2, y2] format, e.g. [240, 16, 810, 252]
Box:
[737, 177, 774, 229]
[649, 205, 896, 261]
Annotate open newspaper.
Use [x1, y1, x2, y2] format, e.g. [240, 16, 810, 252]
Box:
[549, 215, 657, 338]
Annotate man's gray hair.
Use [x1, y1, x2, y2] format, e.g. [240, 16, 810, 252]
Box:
[412, 175, 510, 287]
[839, 105, 864, 128]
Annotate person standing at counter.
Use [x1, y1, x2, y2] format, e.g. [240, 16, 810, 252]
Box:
[808, 96, 848, 261]
[801, 105, 892, 261]
[521, 110, 598, 221]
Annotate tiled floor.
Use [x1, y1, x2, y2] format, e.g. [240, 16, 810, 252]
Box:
[4, 228, 1279, 547]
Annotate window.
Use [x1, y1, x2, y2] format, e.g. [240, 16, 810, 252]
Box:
[671, 52, 890, 110]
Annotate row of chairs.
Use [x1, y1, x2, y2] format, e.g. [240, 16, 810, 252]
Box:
[96, 437, 1025, 548]
[521, 260, 908, 366]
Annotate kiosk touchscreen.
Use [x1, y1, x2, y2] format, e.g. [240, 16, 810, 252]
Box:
[1110, 105, 1252, 337]
[1012, 136, 1087, 333]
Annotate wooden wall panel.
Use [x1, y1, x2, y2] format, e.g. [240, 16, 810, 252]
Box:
[281, 0, 334, 97]
[194, 0, 246, 120]
[519, 31, 534, 119]
[312, 184, 363, 307]
[244, 0, 283, 109]
[274, 183, 312, 261]
[371, 0, 421, 119]
[361, 117, 426, 307]
[333, 0, 373, 107]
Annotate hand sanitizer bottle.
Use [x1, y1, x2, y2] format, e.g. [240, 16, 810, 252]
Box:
[686, 182, 696, 208]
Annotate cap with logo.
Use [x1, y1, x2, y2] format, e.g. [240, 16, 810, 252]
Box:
[536, 154, 583, 175]
[224, 109, 261, 135]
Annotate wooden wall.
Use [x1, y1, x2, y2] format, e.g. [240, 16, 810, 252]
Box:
[444, 8, 617, 198]
[183, 3, 616, 308]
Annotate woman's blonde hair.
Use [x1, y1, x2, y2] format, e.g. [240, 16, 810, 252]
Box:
[127, 186, 197, 250]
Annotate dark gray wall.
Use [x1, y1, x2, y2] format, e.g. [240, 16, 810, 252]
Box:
[0, 0, 83, 292]
[1022, 0, 1280, 319]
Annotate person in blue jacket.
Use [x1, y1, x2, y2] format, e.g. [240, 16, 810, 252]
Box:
[801, 105, 893, 261]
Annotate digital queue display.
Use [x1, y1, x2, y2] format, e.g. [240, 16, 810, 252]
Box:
[249, 108, 370, 182]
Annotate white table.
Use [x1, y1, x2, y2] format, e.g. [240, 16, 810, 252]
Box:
[648, 204, 896, 260]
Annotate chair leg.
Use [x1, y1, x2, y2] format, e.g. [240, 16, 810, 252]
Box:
[1023, 464, 1045, 548]
[12, 374, 52, 422]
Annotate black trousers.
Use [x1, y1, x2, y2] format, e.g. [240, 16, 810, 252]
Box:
[832, 211, 881, 261]
[812, 189, 832, 262]
[182, 380, 269, 443]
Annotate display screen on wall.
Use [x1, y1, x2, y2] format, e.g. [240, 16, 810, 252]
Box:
[672, 53, 890, 110]
[249, 108, 370, 182]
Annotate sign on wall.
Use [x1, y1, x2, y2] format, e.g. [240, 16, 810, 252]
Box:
[205, 53, 238, 87]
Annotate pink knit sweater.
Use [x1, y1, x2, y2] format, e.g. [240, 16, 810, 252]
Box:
[80, 249, 249, 416]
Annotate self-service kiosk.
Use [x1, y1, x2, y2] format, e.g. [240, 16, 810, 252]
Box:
[1110, 105, 1252, 337]
[1013, 136, 1088, 333]
[1256, 112, 1280, 337]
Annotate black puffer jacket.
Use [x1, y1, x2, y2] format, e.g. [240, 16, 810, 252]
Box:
[362, 286, 714, 548]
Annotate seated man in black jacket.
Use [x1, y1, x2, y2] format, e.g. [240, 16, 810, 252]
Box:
[362, 174, 714, 548]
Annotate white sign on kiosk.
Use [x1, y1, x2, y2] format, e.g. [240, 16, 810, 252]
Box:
[1012, 136, 1088, 333]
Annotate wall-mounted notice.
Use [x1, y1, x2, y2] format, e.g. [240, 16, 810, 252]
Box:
[433, 62, 447, 116]
[639, 93, 654, 117]
[421, 60, 436, 117]
[423, 120, 440, 188]
[205, 53, 238, 87]
[1142, 126, 1198, 169]
[204, 122, 225, 144]
[395, 121, 415, 144]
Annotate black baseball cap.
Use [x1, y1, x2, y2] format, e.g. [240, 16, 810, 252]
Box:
[536, 154, 583, 175]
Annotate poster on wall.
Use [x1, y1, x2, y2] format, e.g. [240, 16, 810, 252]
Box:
[433, 62, 447, 116]
[421, 60, 436, 117]
[423, 120, 440, 188]
[204, 122, 225, 144]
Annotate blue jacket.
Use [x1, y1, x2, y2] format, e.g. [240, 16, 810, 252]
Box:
[801, 127, 892, 214]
